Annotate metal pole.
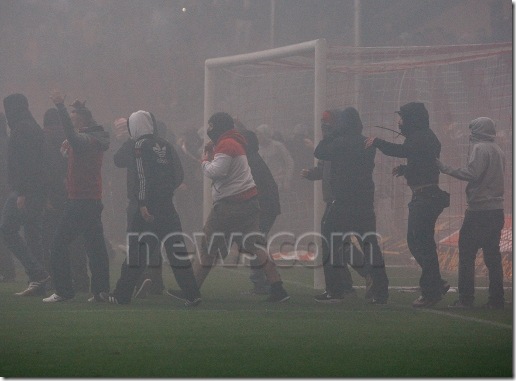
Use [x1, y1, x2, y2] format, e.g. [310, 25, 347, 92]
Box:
[270, 0, 276, 48]
[203, 64, 213, 223]
[354, 0, 361, 47]
[313, 38, 327, 290]
[353, 0, 361, 106]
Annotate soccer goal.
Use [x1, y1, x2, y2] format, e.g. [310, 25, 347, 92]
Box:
[203, 39, 512, 289]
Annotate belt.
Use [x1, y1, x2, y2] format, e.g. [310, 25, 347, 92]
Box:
[410, 183, 438, 194]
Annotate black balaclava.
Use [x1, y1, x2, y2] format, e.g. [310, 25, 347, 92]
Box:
[207, 112, 234, 143]
[396, 102, 429, 137]
[340, 107, 363, 135]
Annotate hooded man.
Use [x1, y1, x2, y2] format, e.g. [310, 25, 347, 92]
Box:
[366, 102, 450, 308]
[43, 91, 111, 303]
[167, 112, 290, 303]
[303, 109, 374, 300]
[438, 117, 505, 309]
[1, 93, 50, 296]
[102, 110, 201, 306]
[314, 107, 389, 304]
[235, 120, 280, 295]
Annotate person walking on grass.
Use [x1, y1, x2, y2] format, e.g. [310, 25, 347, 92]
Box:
[234, 119, 281, 296]
[43, 91, 110, 303]
[1, 93, 50, 296]
[438, 117, 506, 310]
[314, 107, 389, 304]
[101, 110, 201, 306]
[168, 112, 289, 303]
[365, 102, 450, 308]
[42, 107, 90, 294]
[303, 109, 374, 301]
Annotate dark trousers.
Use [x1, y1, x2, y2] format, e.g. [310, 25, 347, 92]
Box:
[249, 211, 278, 290]
[322, 200, 389, 300]
[0, 239, 16, 281]
[50, 200, 110, 298]
[43, 207, 90, 292]
[407, 189, 447, 299]
[0, 192, 48, 282]
[458, 209, 505, 305]
[127, 200, 164, 294]
[113, 205, 199, 304]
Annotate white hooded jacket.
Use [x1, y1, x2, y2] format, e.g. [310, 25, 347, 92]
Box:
[128, 110, 154, 140]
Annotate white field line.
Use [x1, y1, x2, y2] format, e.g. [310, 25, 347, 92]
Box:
[223, 268, 512, 330]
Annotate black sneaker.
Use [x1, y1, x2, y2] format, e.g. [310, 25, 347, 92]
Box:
[99, 292, 120, 305]
[266, 288, 290, 303]
[412, 295, 441, 308]
[448, 300, 473, 309]
[184, 297, 202, 307]
[167, 289, 187, 301]
[314, 291, 349, 304]
[167, 289, 201, 307]
[370, 297, 387, 305]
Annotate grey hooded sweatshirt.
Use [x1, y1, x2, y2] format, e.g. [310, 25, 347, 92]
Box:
[438, 117, 505, 211]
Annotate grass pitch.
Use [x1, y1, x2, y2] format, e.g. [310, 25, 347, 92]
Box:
[0, 256, 512, 377]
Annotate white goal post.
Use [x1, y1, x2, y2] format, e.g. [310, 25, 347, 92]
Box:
[203, 39, 328, 288]
[203, 39, 512, 289]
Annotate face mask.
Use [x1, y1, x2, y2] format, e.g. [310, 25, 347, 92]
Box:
[399, 122, 409, 137]
[207, 123, 230, 143]
[207, 126, 219, 142]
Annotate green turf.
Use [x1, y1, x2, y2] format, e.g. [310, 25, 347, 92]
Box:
[0, 257, 512, 377]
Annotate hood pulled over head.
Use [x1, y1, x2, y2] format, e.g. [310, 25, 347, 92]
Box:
[469, 117, 496, 142]
[3, 93, 32, 127]
[396, 102, 429, 136]
[340, 107, 363, 135]
[207, 112, 234, 143]
[128, 110, 154, 140]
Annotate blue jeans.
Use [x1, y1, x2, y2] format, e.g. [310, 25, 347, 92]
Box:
[50, 199, 110, 298]
[407, 187, 448, 299]
[0, 192, 48, 282]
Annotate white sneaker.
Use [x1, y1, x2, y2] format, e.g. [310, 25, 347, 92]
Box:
[42, 293, 72, 303]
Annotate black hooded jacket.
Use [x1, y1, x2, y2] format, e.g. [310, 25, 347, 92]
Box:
[372, 102, 441, 187]
[239, 128, 281, 217]
[314, 107, 375, 207]
[3, 94, 48, 197]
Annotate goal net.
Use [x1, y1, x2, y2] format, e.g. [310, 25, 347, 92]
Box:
[203, 40, 512, 287]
